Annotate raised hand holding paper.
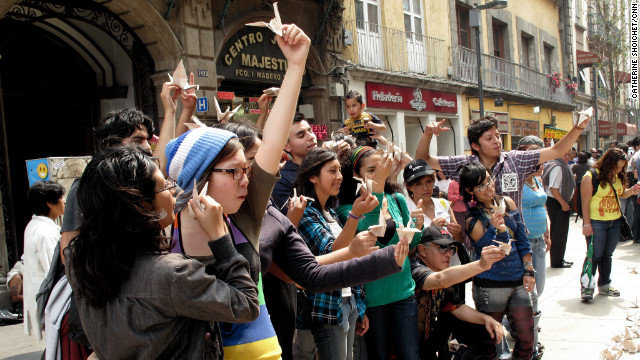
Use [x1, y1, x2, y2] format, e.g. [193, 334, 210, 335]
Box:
[213, 96, 241, 123]
[354, 176, 374, 196]
[168, 60, 199, 92]
[246, 2, 283, 36]
[263, 87, 280, 96]
[369, 197, 387, 237]
[576, 107, 593, 128]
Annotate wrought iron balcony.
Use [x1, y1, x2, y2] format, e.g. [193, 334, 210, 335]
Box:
[344, 20, 447, 78]
[452, 45, 574, 104]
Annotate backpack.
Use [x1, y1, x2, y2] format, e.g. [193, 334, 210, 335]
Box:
[576, 168, 600, 221]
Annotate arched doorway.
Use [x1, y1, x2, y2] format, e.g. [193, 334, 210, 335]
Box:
[0, 0, 156, 264]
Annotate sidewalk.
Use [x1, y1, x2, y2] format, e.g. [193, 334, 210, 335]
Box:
[1, 218, 640, 359]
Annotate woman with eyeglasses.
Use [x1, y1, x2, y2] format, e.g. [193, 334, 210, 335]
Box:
[459, 161, 535, 360]
[164, 24, 311, 359]
[580, 148, 640, 301]
[65, 146, 259, 358]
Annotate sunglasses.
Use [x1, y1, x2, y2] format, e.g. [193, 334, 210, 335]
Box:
[431, 243, 457, 255]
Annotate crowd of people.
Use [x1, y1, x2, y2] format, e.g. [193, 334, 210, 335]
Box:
[10, 23, 640, 360]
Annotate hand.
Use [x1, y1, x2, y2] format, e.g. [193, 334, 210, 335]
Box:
[490, 213, 506, 233]
[582, 224, 593, 236]
[632, 184, 640, 195]
[180, 72, 197, 111]
[425, 119, 449, 136]
[160, 82, 180, 114]
[543, 232, 551, 253]
[334, 140, 351, 156]
[349, 231, 379, 258]
[258, 93, 271, 113]
[370, 133, 387, 144]
[372, 154, 393, 190]
[287, 195, 308, 225]
[356, 315, 370, 336]
[484, 316, 503, 340]
[189, 195, 228, 241]
[446, 222, 462, 238]
[478, 245, 505, 270]
[431, 217, 449, 227]
[393, 233, 409, 268]
[409, 199, 424, 229]
[523, 275, 535, 293]
[276, 24, 310, 68]
[560, 201, 570, 212]
[338, 127, 350, 135]
[351, 192, 379, 217]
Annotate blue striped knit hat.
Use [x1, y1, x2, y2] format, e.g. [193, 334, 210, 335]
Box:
[165, 127, 237, 193]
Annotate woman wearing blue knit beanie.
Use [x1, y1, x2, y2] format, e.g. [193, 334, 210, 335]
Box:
[459, 162, 535, 359]
[165, 24, 310, 359]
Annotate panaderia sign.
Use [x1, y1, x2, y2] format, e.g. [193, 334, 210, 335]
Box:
[217, 27, 311, 86]
[365, 83, 457, 113]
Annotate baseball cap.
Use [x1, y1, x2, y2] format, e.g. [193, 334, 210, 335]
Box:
[403, 159, 435, 184]
[518, 135, 544, 148]
[420, 225, 456, 246]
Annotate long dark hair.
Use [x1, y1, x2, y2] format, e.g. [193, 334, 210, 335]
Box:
[293, 148, 338, 210]
[338, 147, 403, 205]
[215, 120, 262, 151]
[68, 146, 169, 308]
[458, 162, 489, 207]
[594, 148, 628, 188]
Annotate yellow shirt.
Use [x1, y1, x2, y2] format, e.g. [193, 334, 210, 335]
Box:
[343, 112, 376, 138]
[584, 169, 623, 221]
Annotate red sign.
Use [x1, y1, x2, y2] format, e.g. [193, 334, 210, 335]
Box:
[217, 91, 235, 100]
[576, 50, 600, 66]
[365, 83, 457, 113]
[311, 124, 328, 141]
[599, 121, 613, 137]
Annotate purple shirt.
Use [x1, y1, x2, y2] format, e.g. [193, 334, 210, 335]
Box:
[438, 150, 541, 210]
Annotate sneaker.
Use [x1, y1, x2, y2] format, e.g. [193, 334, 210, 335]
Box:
[601, 287, 621, 297]
[581, 288, 594, 302]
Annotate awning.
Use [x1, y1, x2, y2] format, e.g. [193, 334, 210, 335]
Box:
[617, 123, 637, 136]
[576, 50, 600, 66]
[616, 71, 631, 83]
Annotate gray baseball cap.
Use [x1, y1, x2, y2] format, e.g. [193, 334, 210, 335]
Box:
[518, 135, 544, 148]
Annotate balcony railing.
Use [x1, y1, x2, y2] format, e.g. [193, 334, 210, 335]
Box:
[452, 45, 574, 104]
[345, 20, 447, 78]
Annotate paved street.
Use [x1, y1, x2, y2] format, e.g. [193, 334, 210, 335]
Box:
[2, 218, 640, 359]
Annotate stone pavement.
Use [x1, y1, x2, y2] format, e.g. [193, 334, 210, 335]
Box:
[2, 217, 640, 359]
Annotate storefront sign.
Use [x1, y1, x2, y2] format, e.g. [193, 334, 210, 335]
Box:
[471, 110, 509, 133]
[511, 119, 539, 137]
[365, 83, 457, 113]
[217, 91, 235, 100]
[311, 124, 328, 140]
[217, 28, 311, 86]
[599, 121, 613, 136]
[576, 50, 600, 66]
[544, 127, 568, 139]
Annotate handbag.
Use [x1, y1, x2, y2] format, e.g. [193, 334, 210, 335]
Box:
[608, 180, 633, 241]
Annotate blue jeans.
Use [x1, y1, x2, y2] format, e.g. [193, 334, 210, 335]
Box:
[311, 296, 358, 360]
[365, 295, 420, 360]
[529, 237, 547, 297]
[589, 218, 621, 290]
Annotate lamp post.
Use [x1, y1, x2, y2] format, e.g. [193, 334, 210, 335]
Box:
[469, 0, 508, 117]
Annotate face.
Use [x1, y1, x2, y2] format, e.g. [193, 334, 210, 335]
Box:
[471, 127, 502, 159]
[310, 159, 342, 198]
[48, 196, 66, 218]
[355, 154, 380, 180]
[345, 98, 365, 119]
[207, 149, 250, 215]
[470, 171, 495, 203]
[122, 128, 151, 153]
[406, 175, 435, 203]
[151, 168, 176, 229]
[418, 243, 454, 271]
[571, 149, 577, 158]
[285, 120, 317, 159]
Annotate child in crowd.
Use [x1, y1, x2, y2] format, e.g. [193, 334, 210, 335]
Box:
[340, 91, 386, 147]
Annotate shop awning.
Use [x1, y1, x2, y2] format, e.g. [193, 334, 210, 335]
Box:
[617, 123, 637, 136]
[616, 71, 632, 83]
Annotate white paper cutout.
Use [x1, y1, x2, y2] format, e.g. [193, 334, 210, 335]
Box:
[369, 197, 387, 237]
[492, 238, 515, 254]
[168, 60, 199, 92]
[188, 179, 209, 217]
[185, 116, 207, 130]
[354, 176, 373, 196]
[577, 107, 593, 128]
[246, 2, 283, 36]
[396, 222, 421, 242]
[213, 96, 242, 122]
[263, 87, 280, 96]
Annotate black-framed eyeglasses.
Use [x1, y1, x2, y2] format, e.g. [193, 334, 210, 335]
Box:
[211, 165, 253, 180]
[432, 244, 457, 255]
[155, 179, 178, 193]
[474, 177, 495, 193]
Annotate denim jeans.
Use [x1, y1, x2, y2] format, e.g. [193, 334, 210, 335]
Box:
[311, 296, 358, 360]
[588, 218, 622, 290]
[365, 295, 420, 360]
[292, 329, 316, 360]
[473, 285, 534, 360]
[529, 237, 547, 297]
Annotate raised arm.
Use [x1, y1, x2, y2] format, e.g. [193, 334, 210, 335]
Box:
[419, 246, 504, 290]
[254, 24, 310, 175]
[414, 119, 447, 170]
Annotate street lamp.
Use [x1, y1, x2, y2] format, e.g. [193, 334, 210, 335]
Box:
[470, 0, 508, 117]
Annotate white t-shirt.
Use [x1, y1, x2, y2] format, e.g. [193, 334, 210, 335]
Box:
[406, 196, 460, 265]
[544, 166, 574, 200]
[434, 179, 452, 195]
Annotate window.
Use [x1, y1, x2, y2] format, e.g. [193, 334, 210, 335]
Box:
[543, 44, 554, 74]
[575, 27, 584, 51]
[403, 0, 423, 39]
[456, 6, 471, 48]
[355, 0, 379, 33]
[492, 23, 506, 58]
[521, 33, 532, 68]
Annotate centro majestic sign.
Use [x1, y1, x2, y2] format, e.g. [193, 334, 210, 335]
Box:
[217, 27, 311, 86]
[365, 83, 457, 113]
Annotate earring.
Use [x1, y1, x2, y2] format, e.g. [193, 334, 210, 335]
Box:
[467, 194, 477, 208]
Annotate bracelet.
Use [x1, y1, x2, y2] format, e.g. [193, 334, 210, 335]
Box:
[523, 261, 533, 268]
[348, 212, 364, 220]
[583, 224, 591, 227]
[523, 269, 536, 277]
